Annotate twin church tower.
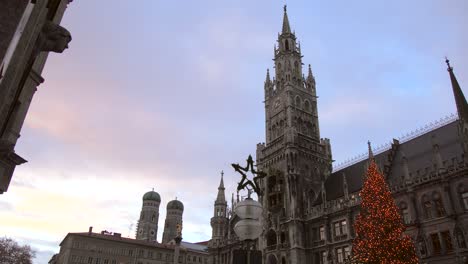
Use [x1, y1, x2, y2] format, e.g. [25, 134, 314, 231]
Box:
[135, 189, 184, 244]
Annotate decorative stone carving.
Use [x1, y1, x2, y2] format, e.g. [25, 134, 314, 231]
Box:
[35, 20, 71, 55]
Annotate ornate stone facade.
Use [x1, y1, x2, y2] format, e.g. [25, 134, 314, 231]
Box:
[208, 6, 468, 264]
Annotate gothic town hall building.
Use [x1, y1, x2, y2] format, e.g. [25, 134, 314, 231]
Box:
[208, 6, 468, 264]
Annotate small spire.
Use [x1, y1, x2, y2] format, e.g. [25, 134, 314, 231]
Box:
[215, 173, 226, 203]
[308, 64, 313, 77]
[368, 140, 374, 160]
[152, 188, 154, 191]
[282, 5, 291, 34]
[219, 171, 225, 189]
[175, 196, 178, 200]
[445, 58, 468, 121]
[266, 68, 271, 82]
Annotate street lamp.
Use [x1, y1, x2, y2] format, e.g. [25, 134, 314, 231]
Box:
[232, 155, 266, 264]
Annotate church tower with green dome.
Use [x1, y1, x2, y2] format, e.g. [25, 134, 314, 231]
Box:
[136, 189, 161, 242]
[162, 199, 184, 244]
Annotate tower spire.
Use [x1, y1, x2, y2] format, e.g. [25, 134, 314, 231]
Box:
[266, 68, 271, 82]
[216, 171, 226, 203]
[368, 140, 374, 160]
[446, 58, 468, 121]
[282, 5, 291, 34]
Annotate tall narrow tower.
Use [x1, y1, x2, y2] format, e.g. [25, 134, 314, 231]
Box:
[256, 6, 332, 264]
[136, 190, 161, 242]
[162, 199, 184, 244]
[210, 171, 228, 246]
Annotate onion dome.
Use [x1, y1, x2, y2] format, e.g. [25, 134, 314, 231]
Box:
[143, 190, 161, 202]
[167, 199, 184, 211]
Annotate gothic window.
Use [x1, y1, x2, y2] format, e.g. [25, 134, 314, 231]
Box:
[304, 100, 311, 112]
[281, 257, 286, 264]
[399, 202, 410, 224]
[285, 40, 289, 51]
[319, 226, 326, 241]
[458, 184, 468, 210]
[334, 220, 347, 237]
[441, 231, 453, 253]
[336, 248, 344, 263]
[344, 247, 351, 260]
[295, 96, 302, 109]
[151, 214, 156, 222]
[294, 61, 299, 74]
[432, 192, 446, 217]
[431, 233, 441, 255]
[266, 229, 277, 246]
[422, 195, 433, 219]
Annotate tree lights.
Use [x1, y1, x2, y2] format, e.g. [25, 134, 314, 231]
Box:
[352, 158, 418, 264]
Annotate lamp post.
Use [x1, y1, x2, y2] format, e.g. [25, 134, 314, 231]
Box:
[232, 155, 266, 264]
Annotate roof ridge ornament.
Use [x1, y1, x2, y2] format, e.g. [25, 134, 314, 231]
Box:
[333, 113, 459, 172]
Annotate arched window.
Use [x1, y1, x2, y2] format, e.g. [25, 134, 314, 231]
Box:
[422, 195, 432, 219]
[432, 192, 446, 217]
[285, 40, 289, 51]
[304, 100, 311, 112]
[281, 257, 286, 264]
[267, 230, 277, 246]
[399, 202, 410, 224]
[295, 96, 301, 109]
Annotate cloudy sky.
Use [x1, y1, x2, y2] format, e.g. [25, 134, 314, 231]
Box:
[1, 0, 468, 263]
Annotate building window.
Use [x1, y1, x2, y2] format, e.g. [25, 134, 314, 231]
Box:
[462, 192, 468, 210]
[344, 246, 351, 260]
[321, 251, 328, 264]
[95, 258, 101, 264]
[103, 259, 109, 264]
[399, 202, 410, 224]
[422, 195, 433, 219]
[441, 231, 453, 253]
[431, 233, 441, 255]
[334, 220, 348, 237]
[88, 257, 93, 264]
[433, 193, 446, 217]
[319, 226, 325, 241]
[336, 248, 344, 263]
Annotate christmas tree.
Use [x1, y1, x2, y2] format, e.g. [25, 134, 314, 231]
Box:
[352, 143, 418, 264]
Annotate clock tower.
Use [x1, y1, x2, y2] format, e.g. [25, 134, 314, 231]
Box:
[256, 6, 332, 264]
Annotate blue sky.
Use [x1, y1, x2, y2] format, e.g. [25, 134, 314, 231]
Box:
[1, 1, 467, 263]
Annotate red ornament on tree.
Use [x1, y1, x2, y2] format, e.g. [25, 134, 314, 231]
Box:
[352, 142, 418, 264]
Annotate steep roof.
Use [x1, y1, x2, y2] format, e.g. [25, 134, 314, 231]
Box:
[323, 119, 463, 201]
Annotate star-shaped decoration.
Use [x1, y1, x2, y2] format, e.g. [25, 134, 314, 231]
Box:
[231, 155, 267, 196]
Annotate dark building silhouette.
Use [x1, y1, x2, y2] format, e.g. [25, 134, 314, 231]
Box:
[0, 0, 73, 194]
